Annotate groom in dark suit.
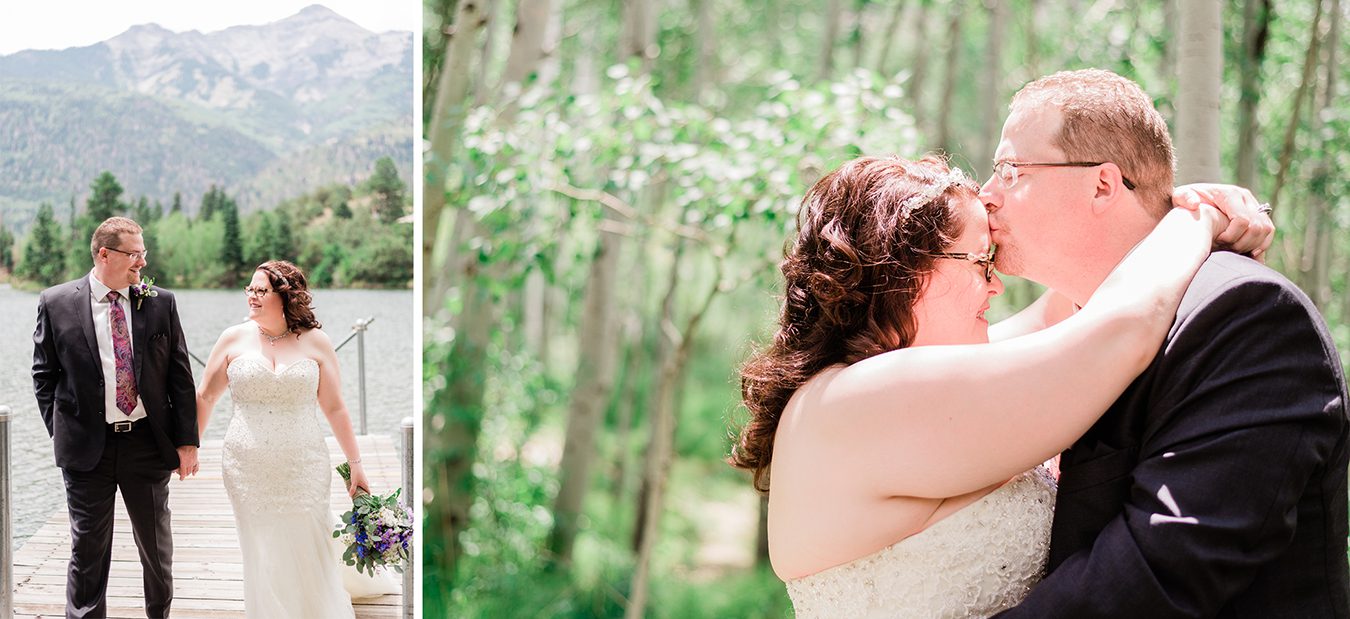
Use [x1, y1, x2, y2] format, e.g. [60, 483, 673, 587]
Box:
[985, 70, 1349, 617]
[32, 216, 200, 618]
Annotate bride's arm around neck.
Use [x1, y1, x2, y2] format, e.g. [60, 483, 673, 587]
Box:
[781, 206, 1224, 502]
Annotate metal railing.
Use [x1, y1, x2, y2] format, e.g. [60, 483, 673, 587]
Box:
[1, 405, 11, 618]
[401, 416, 414, 619]
[187, 316, 376, 434]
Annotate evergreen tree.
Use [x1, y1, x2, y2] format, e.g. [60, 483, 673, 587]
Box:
[367, 157, 406, 224]
[134, 196, 153, 224]
[333, 197, 354, 219]
[200, 185, 224, 221]
[275, 211, 297, 262]
[87, 172, 124, 222]
[0, 218, 14, 273]
[171, 192, 183, 215]
[248, 211, 278, 267]
[20, 203, 68, 286]
[219, 192, 244, 286]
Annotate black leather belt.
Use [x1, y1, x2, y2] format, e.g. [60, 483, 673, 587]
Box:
[111, 419, 141, 433]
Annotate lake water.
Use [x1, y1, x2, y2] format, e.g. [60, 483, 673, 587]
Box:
[0, 284, 414, 550]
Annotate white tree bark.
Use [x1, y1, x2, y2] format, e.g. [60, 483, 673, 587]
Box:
[496, 0, 554, 95]
[981, 0, 1007, 179]
[1175, 0, 1222, 184]
[425, 0, 491, 309]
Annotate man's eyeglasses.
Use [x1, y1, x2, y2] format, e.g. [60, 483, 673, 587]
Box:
[991, 160, 1136, 191]
[244, 287, 274, 299]
[932, 244, 997, 283]
[104, 247, 149, 261]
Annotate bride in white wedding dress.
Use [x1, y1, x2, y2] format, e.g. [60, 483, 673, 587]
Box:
[730, 157, 1270, 617]
[195, 260, 395, 617]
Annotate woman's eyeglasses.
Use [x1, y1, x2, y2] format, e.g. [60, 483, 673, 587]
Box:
[244, 287, 273, 299]
[932, 244, 997, 282]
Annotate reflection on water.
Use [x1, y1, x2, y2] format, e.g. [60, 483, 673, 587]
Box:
[0, 284, 413, 549]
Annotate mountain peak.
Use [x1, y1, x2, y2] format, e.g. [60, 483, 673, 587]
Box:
[298, 4, 339, 17]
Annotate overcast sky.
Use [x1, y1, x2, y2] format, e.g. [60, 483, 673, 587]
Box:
[0, 1, 419, 55]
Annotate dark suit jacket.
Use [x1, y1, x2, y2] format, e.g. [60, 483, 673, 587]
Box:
[32, 275, 199, 472]
[997, 252, 1350, 618]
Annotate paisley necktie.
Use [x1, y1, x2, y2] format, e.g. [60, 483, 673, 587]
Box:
[106, 291, 137, 416]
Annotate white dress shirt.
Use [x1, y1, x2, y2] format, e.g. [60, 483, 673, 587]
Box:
[89, 270, 148, 424]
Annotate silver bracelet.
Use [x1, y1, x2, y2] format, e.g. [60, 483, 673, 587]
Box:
[350, 458, 362, 465]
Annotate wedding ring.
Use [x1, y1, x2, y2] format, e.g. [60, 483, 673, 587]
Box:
[1257, 202, 1272, 215]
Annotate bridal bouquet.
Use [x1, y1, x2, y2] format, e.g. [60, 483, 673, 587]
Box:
[333, 462, 414, 575]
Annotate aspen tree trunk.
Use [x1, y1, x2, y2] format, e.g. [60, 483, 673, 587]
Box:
[534, 0, 565, 89]
[691, 0, 716, 100]
[1304, 0, 1339, 307]
[908, 0, 931, 127]
[425, 0, 491, 311]
[755, 494, 771, 566]
[1158, 0, 1178, 120]
[1273, 0, 1325, 267]
[1025, 0, 1040, 79]
[546, 224, 624, 565]
[936, 4, 963, 153]
[472, 0, 502, 105]
[627, 259, 726, 619]
[1235, 0, 1271, 189]
[1175, 0, 1222, 184]
[548, 0, 652, 567]
[981, 0, 1006, 180]
[875, 0, 908, 75]
[427, 233, 498, 588]
[631, 238, 684, 553]
[819, 0, 843, 82]
[850, 0, 867, 71]
[496, 0, 554, 96]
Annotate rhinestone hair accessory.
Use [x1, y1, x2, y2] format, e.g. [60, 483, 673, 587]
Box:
[898, 167, 969, 216]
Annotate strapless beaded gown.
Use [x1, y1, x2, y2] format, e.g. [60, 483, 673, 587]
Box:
[223, 353, 355, 618]
[786, 467, 1057, 618]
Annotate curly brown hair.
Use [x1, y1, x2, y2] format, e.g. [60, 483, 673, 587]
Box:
[729, 155, 978, 492]
[256, 260, 322, 336]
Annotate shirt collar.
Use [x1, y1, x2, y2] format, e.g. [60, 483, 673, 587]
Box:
[89, 270, 130, 303]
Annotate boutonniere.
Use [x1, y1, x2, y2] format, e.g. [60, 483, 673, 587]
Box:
[130, 276, 159, 310]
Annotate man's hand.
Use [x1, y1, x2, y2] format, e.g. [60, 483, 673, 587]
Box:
[1173, 183, 1275, 261]
[176, 445, 199, 481]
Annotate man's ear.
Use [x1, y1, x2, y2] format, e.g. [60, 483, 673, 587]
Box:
[1089, 163, 1128, 214]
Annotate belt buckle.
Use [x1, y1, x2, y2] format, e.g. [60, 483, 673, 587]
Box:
[113, 420, 133, 433]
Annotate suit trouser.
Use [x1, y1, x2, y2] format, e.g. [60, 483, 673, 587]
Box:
[61, 422, 174, 619]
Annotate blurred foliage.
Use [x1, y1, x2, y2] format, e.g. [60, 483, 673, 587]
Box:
[425, 0, 1350, 616]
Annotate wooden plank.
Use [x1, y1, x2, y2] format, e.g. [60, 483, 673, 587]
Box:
[11, 435, 407, 618]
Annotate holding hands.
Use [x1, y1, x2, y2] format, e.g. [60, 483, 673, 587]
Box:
[1173, 183, 1276, 261]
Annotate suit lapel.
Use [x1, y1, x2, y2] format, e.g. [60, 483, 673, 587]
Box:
[74, 275, 103, 382]
[132, 288, 148, 387]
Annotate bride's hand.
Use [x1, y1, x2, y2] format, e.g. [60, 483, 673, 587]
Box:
[1172, 183, 1275, 261]
[347, 464, 371, 498]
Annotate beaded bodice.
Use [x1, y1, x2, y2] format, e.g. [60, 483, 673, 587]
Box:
[786, 467, 1057, 618]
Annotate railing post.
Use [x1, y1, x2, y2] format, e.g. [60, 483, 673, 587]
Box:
[400, 417, 414, 619]
[352, 318, 372, 435]
[1, 405, 12, 618]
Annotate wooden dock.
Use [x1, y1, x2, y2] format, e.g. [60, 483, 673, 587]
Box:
[11, 435, 406, 618]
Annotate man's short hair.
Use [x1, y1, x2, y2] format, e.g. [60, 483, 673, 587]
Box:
[1011, 69, 1175, 218]
[90, 217, 143, 260]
